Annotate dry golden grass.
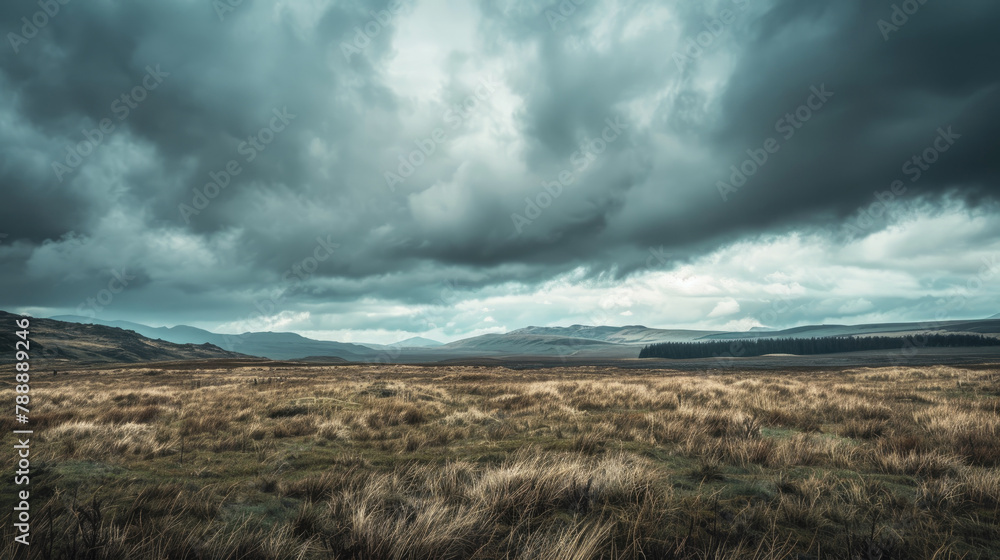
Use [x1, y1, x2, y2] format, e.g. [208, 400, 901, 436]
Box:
[1, 362, 998, 558]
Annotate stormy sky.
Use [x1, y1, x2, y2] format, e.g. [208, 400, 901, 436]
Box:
[1, 0, 998, 343]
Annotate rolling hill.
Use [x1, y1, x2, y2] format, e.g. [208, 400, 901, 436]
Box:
[359, 336, 444, 350]
[50, 315, 376, 361]
[50, 315, 223, 344]
[1, 311, 247, 365]
[510, 325, 724, 344]
[435, 332, 638, 358]
[696, 319, 1000, 341]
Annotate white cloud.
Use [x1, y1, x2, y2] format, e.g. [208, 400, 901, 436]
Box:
[708, 298, 740, 318]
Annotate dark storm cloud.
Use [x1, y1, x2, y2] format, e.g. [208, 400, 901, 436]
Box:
[0, 0, 998, 336]
[1, 0, 393, 235]
[495, 0, 1000, 264]
[699, 0, 1000, 231]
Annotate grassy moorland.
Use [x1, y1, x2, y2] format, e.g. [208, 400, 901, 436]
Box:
[1, 361, 999, 559]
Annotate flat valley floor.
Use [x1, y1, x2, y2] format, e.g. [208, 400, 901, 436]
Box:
[2, 361, 999, 559]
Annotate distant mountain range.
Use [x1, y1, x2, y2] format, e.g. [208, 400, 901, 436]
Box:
[509, 325, 724, 344]
[1, 311, 246, 365]
[438, 332, 638, 359]
[696, 319, 1000, 340]
[23, 313, 1000, 364]
[48, 315, 377, 361]
[359, 337, 444, 350]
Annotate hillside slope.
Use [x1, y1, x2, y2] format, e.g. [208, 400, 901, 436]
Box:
[698, 319, 1000, 341]
[0, 312, 248, 365]
[50, 315, 375, 361]
[511, 325, 724, 344]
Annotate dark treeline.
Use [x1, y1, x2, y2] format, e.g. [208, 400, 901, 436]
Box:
[638, 334, 1000, 359]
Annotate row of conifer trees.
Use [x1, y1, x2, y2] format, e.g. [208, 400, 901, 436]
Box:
[638, 333, 1000, 359]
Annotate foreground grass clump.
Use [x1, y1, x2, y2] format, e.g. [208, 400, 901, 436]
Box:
[1, 362, 999, 558]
